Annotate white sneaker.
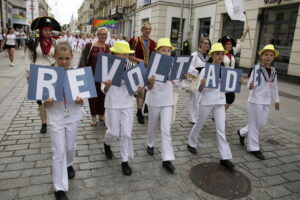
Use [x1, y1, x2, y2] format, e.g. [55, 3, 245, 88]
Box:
[10, 63, 14, 67]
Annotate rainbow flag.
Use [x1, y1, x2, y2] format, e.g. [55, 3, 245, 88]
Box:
[93, 20, 118, 28]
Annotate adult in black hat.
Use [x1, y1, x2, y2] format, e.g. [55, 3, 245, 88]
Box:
[25, 16, 61, 135]
[218, 27, 249, 112]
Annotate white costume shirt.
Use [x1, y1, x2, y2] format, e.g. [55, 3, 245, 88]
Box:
[101, 61, 135, 109]
[223, 42, 242, 69]
[25, 43, 55, 70]
[102, 84, 134, 109]
[145, 81, 174, 107]
[248, 66, 280, 105]
[198, 68, 226, 106]
[46, 99, 84, 125]
[189, 51, 208, 73]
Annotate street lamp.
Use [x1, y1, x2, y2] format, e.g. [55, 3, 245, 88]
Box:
[176, 0, 184, 56]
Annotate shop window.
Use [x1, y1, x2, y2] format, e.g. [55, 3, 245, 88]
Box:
[256, 4, 299, 74]
[170, 17, 185, 45]
[198, 18, 211, 45]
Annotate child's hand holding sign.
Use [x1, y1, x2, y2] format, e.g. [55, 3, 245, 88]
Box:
[147, 75, 156, 90]
[198, 78, 207, 92]
[104, 80, 112, 93]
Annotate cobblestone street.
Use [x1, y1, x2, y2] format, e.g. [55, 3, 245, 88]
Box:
[0, 51, 299, 200]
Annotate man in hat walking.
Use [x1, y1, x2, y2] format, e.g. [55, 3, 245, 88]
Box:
[129, 22, 156, 124]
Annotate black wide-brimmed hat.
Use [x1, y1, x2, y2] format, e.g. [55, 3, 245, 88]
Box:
[218, 35, 237, 47]
[31, 16, 61, 31]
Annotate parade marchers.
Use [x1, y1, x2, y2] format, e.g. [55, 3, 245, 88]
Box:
[9, 16, 281, 200]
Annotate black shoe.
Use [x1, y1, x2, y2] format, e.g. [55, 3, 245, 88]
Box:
[67, 166, 75, 179]
[187, 144, 197, 155]
[55, 191, 68, 200]
[104, 143, 113, 159]
[40, 123, 47, 134]
[136, 111, 144, 124]
[220, 159, 235, 171]
[212, 117, 215, 122]
[163, 161, 175, 173]
[147, 146, 154, 155]
[250, 151, 265, 160]
[189, 121, 195, 125]
[237, 130, 245, 146]
[121, 162, 132, 176]
[144, 104, 148, 114]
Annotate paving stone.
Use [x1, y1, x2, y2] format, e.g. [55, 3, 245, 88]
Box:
[0, 170, 22, 180]
[17, 184, 51, 198]
[0, 189, 17, 200]
[6, 162, 34, 171]
[266, 185, 292, 198]
[0, 156, 22, 164]
[0, 178, 30, 190]
[285, 181, 300, 193]
[282, 171, 300, 182]
[263, 175, 288, 185]
[262, 166, 284, 176]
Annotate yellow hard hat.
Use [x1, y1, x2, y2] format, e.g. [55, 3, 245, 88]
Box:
[110, 40, 135, 54]
[208, 43, 227, 55]
[258, 44, 279, 57]
[155, 38, 176, 51]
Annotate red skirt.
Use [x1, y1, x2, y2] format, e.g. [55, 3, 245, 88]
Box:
[88, 82, 105, 116]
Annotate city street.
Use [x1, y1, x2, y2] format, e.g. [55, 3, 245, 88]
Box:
[0, 50, 299, 200]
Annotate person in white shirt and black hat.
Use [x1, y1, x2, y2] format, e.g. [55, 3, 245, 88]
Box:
[237, 44, 280, 160]
[25, 16, 62, 134]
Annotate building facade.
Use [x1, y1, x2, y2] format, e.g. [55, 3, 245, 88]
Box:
[77, 0, 93, 34]
[213, 0, 300, 78]
[91, 0, 136, 39]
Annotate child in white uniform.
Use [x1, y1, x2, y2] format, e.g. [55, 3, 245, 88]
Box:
[102, 41, 136, 176]
[237, 44, 280, 160]
[44, 42, 84, 200]
[145, 38, 176, 173]
[187, 43, 237, 171]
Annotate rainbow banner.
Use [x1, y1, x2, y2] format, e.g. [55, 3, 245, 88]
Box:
[93, 20, 118, 28]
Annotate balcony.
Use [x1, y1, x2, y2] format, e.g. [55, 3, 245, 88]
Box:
[109, 6, 124, 20]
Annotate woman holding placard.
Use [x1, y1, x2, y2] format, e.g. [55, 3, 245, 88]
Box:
[25, 16, 61, 134]
[187, 43, 236, 171]
[187, 38, 211, 124]
[79, 27, 110, 126]
[218, 27, 249, 111]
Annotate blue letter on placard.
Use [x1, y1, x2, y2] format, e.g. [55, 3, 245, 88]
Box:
[169, 56, 193, 80]
[64, 67, 97, 102]
[123, 63, 147, 96]
[204, 63, 220, 88]
[27, 64, 64, 101]
[145, 52, 173, 83]
[220, 68, 243, 93]
[94, 53, 126, 86]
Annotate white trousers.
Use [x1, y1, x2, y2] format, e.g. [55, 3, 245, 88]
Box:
[189, 92, 200, 123]
[104, 108, 134, 162]
[188, 105, 232, 160]
[147, 106, 175, 161]
[50, 122, 78, 192]
[239, 103, 270, 151]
